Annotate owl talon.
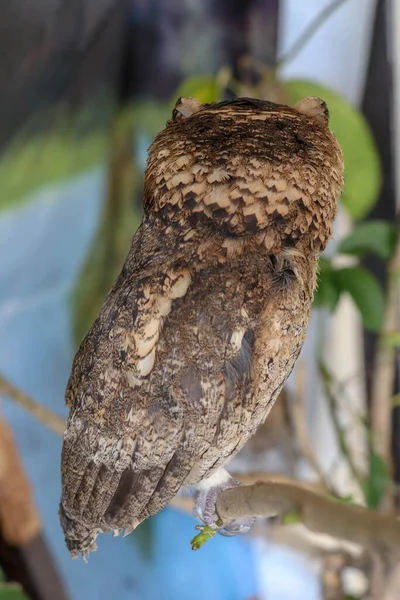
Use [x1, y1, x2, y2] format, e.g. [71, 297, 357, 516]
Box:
[194, 477, 255, 537]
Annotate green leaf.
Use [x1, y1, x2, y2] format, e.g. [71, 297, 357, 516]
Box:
[0, 104, 112, 214]
[362, 451, 390, 509]
[333, 267, 385, 332]
[190, 525, 217, 550]
[172, 75, 222, 105]
[313, 258, 341, 311]
[339, 220, 398, 260]
[283, 80, 382, 220]
[0, 584, 29, 599]
[383, 331, 400, 347]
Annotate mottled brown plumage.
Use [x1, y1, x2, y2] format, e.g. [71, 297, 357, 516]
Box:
[60, 96, 344, 556]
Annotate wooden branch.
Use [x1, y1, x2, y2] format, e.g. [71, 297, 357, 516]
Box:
[170, 472, 327, 513]
[215, 480, 400, 561]
[0, 373, 65, 436]
[0, 414, 69, 600]
[0, 416, 40, 546]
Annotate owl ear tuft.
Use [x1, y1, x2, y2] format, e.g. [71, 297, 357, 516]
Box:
[172, 97, 203, 120]
[294, 97, 329, 125]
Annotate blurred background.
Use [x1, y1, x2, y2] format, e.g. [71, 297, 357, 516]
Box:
[0, 0, 399, 598]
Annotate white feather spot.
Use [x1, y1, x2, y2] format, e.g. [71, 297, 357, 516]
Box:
[137, 347, 156, 377]
[196, 468, 231, 491]
[157, 295, 172, 316]
[207, 168, 231, 184]
[175, 155, 191, 169]
[203, 186, 231, 208]
[169, 271, 191, 299]
[171, 171, 194, 187]
[230, 328, 245, 352]
[134, 332, 159, 358]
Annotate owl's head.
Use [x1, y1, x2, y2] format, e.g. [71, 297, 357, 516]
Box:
[144, 96, 344, 252]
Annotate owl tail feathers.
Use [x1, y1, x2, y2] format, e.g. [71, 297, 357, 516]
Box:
[59, 498, 141, 559]
[59, 503, 104, 560]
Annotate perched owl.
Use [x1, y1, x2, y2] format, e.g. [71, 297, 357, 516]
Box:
[60, 96, 344, 557]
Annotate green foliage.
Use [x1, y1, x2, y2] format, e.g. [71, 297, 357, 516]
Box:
[362, 451, 390, 509]
[0, 571, 28, 600]
[0, 105, 112, 213]
[172, 75, 223, 105]
[333, 266, 385, 332]
[339, 220, 398, 260]
[384, 332, 400, 348]
[190, 524, 218, 550]
[315, 262, 385, 332]
[314, 258, 341, 311]
[0, 100, 170, 215]
[0, 588, 28, 600]
[283, 79, 382, 220]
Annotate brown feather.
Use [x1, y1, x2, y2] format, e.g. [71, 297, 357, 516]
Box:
[60, 95, 344, 556]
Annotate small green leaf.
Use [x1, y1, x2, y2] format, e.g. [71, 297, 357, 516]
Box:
[283, 80, 382, 220]
[339, 221, 398, 260]
[333, 267, 385, 332]
[190, 525, 217, 550]
[362, 451, 390, 509]
[172, 75, 222, 105]
[313, 258, 341, 311]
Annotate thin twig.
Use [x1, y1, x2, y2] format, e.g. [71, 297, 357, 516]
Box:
[319, 360, 364, 490]
[290, 364, 332, 491]
[0, 373, 65, 436]
[371, 234, 400, 469]
[276, 0, 352, 69]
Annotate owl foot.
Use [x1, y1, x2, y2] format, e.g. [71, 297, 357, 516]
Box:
[194, 470, 255, 537]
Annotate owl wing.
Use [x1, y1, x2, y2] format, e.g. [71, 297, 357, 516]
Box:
[60, 261, 256, 555]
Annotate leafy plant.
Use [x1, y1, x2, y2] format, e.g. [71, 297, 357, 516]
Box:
[0, 570, 28, 600]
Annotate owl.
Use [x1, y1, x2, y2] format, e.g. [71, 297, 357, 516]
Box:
[60, 95, 344, 557]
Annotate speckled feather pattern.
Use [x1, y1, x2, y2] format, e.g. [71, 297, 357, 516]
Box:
[60, 96, 344, 556]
